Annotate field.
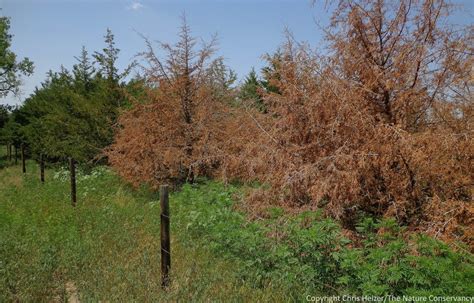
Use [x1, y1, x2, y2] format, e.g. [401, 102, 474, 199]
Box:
[0, 153, 292, 301]
[1, 146, 473, 302]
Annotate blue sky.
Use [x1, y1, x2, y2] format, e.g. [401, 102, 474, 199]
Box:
[1, 0, 473, 105]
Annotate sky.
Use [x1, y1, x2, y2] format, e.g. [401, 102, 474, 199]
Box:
[1, 0, 473, 106]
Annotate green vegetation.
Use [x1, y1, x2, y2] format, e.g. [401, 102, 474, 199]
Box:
[178, 184, 474, 297]
[1, 2, 473, 301]
[238, 68, 266, 111]
[0, 17, 34, 97]
[0, 159, 287, 301]
[0, 29, 137, 164]
[1, 151, 472, 301]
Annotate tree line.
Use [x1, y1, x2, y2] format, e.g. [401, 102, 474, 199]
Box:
[1, 0, 473, 250]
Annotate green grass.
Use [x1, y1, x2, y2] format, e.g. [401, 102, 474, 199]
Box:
[0, 161, 289, 302]
[1, 154, 473, 301]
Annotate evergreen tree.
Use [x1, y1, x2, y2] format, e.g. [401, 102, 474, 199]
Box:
[2, 106, 28, 152]
[239, 68, 266, 112]
[206, 57, 237, 104]
[0, 104, 11, 128]
[22, 67, 113, 163]
[93, 29, 120, 83]
[73, 46, 95, 94]
[0, 105, 12, 147]
[20, 32, 142, 164]
[93, 28, 134, 110]
[261, 51, 282, 95]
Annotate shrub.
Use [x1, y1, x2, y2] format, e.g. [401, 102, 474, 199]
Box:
[174, 181, 474, 296]
[223, 0, 473, 248]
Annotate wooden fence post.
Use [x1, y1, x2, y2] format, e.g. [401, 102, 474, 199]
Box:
[160, 185, 171, 288]
[69, 158, 76, 207]
[40, 154, 45, 183]
[7, 144, 11, 162]
[21, 144, 26, 173]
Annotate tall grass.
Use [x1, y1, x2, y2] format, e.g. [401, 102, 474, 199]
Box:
[0, 161, 289, 302]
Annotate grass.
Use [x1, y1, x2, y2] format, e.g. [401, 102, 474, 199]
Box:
[0, 159, 289, 302]
[1, 149, 473, 301]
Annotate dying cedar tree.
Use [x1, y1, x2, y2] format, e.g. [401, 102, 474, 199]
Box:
[107, 16, 240, 187]
[226, 0, 473, 248]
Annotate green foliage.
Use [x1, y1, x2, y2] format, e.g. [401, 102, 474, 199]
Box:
[0, 104, 10, 128]
[260, 51, 282, 95]
[1, 161, 472, 300]
[0, 106, 28, 148]
[0, 105, 11, 147]
[72, 46, 96, 95]
[19, 29, 140, 163]
[335, 218, 474, 295]
[21, 68, 114, 162]
[0, 161, 288, 302]
[174, 182, 474, 296]
[206, 57, 237, 104]
[93, 28, 123, 83]
[0, 17, 34, 97]
[238, 68, 266, 112]
[239, 58, 285, 112]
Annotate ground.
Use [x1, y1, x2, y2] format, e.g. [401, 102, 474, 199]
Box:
[1, 147, 473, 301]
[0, 157, 288, 301]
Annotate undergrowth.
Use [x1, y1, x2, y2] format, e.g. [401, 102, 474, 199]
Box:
[0, 161, 473, 301]
[0, 163, 286, 302]
[176, 182, 474, 297]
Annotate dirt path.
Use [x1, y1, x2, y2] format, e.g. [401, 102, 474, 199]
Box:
[65, 282, 80, 303]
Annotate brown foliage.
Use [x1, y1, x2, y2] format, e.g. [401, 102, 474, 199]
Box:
[106, 17, 239, 187]
[107, 2, 473, 248]
[224, 0, 473, 247]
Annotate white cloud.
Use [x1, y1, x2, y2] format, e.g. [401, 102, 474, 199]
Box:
[127, 1, 144, 11]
